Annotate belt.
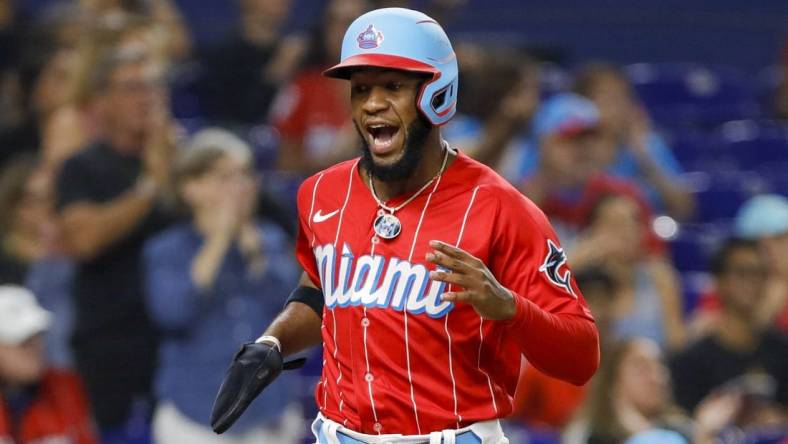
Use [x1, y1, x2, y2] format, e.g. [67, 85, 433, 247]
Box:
[314, 418, 483, 444]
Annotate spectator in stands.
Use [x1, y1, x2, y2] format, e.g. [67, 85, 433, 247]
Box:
[670, 238, 788, 413]
[0, 155, 51, 284]
[735, 194, 788, 331]
[0, 0, 21, 131]
[1, 1, 186, 172]
[565, 337, 689, 443]
[0, 0, 52, 171]
[144, 128, 302, 444]
[0, 43, 68, 170]
[44, 10, 186, 175]
[269, 0, 369, 174]
[443, 46, 540, 174]
[23, 2, 82, 50]
[200, 0, 306, 124]
[0, 153, 74, 368]
[519, 93, 601, 234]
[55, 47, 177, 442]
[519, 93, 657, 247]
[0, 39, 79, 369]
[24, 247, 76, 370]
[573, 63, 694, 220]
[27, 45, 79, 164]
[0, 285, 97, 444]
[566, 337, 755, 444]
[77, 0, 192, 63]
[571, 193, 686, 351]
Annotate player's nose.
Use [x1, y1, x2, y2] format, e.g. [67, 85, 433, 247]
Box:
[361, 86, 390, 114]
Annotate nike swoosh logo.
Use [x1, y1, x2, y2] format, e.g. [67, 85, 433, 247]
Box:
[313, 209, 339, 223]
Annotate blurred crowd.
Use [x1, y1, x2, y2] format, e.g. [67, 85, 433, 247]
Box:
[0, 1, 786, 444]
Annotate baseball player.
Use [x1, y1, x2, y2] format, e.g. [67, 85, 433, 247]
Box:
[211, 7, 600, 443]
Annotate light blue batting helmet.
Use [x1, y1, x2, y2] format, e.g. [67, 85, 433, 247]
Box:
[323, 7, 459, 126]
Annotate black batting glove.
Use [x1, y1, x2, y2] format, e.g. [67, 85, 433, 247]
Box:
[210, 342, 305, 434]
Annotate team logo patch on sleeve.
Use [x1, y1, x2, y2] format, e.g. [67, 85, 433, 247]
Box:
[538, 239, 576, 297]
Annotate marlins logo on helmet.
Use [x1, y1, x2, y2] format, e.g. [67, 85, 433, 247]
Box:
[357, 25, 384, 49]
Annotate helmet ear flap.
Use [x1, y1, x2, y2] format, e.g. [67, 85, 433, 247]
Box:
[431, 86, 450, 110]
[418, 75, 458, 125]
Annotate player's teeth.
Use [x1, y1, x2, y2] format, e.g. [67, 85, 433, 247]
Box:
[372, 127, 395, 150]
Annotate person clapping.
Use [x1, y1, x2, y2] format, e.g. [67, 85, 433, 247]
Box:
[143, 128, 302, 444]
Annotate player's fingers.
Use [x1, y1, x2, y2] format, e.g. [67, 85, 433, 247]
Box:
[425, 250, 471, 272]
[429, 240, 470, 259]
[429, 240, 483, 266]
[429, 269, 471, 288]
[440, 291, 473, 303]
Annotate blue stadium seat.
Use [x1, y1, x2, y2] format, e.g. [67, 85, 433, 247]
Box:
[716, 120, 788, 171]
[664, 128, 729, 172]
[767, 174, 788, 197]
[694, 185, 748, 222]
[671, 236, 709, 273]
[670, 220, 727, 312]
[669, 223, 725, 272]
[685, 171, 766, 222]
[755, 65, 784, 120]
[626, 63, 760, 128]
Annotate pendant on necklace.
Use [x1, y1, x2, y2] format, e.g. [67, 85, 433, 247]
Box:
[373, 212, 402, 240]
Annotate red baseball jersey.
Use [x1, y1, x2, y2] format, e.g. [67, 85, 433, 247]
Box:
[295, 151, 599, 435]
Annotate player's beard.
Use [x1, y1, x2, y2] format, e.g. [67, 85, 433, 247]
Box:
[357, 116, 432, 183]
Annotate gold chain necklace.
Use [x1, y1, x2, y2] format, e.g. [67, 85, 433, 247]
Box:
[369, 142, 451, 240]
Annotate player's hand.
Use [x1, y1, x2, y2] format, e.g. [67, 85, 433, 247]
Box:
[426, 240, 516, 320]
[210, 342, 305, 434]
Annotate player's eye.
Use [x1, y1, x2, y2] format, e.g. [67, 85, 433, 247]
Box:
[352, 84, 370, 95]
[387, 82, 403, 91]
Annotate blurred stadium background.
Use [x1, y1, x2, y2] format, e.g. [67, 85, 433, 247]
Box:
[0, 1, 786, 444]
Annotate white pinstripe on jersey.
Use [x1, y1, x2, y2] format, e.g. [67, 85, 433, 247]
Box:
[362, 304, 379, 431]
[307, 172, 328, 410]
[308, 173, 325, 246]
[478, 318, 498, 415]
[363, 225, 381, 432]
[329, 159, 358, 414]
[444, 185, 480, 427]
[402, 171, 445, 434]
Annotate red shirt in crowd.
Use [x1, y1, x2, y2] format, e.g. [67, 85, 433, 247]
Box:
[271, 68, 351, 163]
[0, 369, 97, 444]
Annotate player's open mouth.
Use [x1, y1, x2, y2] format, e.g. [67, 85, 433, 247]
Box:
[365, 122, 402, 156]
